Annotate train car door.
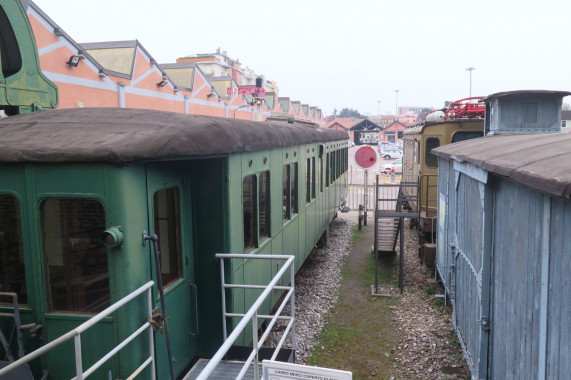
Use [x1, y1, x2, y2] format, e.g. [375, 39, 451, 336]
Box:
[146, 162, 198, 378]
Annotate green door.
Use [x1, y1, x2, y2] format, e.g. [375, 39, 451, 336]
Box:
[146, 162, 198, 378]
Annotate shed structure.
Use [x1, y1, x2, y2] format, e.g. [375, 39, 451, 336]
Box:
[432, 90, 571, 379]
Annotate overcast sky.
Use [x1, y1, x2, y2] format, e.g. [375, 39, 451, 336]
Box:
[33, 0, 571, 116]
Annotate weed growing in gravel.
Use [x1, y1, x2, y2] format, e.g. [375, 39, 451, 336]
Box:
[424, 286, 435, 294]
[433, 297, 445, 307]
[450, 336, 461, 348]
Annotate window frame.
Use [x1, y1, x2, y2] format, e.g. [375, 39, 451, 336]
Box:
[425, 137, 440, 168]
[0, 193, 27, 306]
[40, 197, 110, 314]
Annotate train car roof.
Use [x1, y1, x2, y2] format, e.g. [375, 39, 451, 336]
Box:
[433, 133, 571, 199]
[403, 118, 484, 136]
[0, 108, 347, 165]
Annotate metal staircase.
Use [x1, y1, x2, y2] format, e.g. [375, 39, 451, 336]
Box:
[373, 176, 419, 293]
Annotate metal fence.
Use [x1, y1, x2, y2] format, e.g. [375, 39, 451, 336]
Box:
[347, 178, 403, 211]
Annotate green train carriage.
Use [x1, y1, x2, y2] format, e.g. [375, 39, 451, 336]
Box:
[0, 108, 348, 379]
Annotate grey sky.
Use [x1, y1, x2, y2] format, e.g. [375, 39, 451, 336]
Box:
[33, 0, 571, 116]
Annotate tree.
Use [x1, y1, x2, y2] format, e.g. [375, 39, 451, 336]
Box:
[563, 103, 570, 111]
[338, 108, 364, 118]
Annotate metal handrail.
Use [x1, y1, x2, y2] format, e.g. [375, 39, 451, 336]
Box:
[0, 281, 156, 380]
[196, 254, 296, 380]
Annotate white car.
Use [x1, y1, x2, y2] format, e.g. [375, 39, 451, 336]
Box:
[381, 148, 403, 160]
[380, 158, 402, 174]
[378, 141, 398, 152]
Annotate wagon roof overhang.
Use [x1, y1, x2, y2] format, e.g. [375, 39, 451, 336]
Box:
[0, 108, 347, 165]
[433, 133, 571, 199]
[482, 89, 571, 103]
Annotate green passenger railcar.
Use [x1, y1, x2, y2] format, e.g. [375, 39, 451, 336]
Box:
[0, 108, 348, 379]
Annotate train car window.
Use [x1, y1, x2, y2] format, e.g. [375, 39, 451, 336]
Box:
[319, 157, 324, 192]
[306, 158, 311, 203]
[425, 137, 440, 168]
[451, 131, 484, 143]
[283, 164, 291, 221]
[0, 194, 27, 305]
[291, 163, 298, 214]
[259, 172, 270, 242]
[41, 198, 109, 313]
[325, 153, 330, 187]
[414, 140, 419, 164]
[330, 151, 335, 183]
[311, 157, 316, 199]
[243, 175, 256, 252]
[153, 188, 182, 287]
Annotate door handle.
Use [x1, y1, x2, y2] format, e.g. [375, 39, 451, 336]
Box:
[189, 282, 199, 336]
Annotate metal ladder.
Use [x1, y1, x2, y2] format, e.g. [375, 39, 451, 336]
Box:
[373, 176, 419, 293]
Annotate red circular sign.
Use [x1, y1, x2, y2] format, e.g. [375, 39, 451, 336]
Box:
[354, 145, 377, 168]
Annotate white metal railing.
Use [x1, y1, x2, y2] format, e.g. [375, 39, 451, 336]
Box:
[196, 254, 296, 380]
[0, 281, 156, 380]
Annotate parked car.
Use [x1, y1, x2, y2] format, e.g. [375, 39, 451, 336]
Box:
[378, 141, 398, 152]
[380, 158, 403, 174]
[381, 148, 403, 160]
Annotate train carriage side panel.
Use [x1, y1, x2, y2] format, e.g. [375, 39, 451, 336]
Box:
[547, 197, 571, 379]
[191, 157, 228, 357]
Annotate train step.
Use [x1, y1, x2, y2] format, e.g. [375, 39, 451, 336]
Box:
[183, 346, 294, 380]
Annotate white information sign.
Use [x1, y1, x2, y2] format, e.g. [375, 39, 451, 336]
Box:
[262, 360, 352, 380]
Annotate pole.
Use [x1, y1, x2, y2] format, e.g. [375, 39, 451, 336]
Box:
[394, 90, 399, 121]
[363, 169, 368, 226]
[466, 67, 475, 98]
[147, 235, 176, 380]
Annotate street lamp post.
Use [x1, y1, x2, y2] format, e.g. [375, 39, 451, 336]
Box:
[466, 67, 475, 98]
[394, 90, 399, 120]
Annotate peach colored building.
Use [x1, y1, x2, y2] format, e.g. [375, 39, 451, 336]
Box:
[24, 1, 324, 125]
[380, 121, 406, 144]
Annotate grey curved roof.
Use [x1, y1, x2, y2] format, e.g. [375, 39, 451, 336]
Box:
[433, 133, 571, 199]
[0, 108, 347, 165]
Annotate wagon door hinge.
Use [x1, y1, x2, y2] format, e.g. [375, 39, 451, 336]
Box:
[478, 316, 490, 332]
[148, 308, 165, 333]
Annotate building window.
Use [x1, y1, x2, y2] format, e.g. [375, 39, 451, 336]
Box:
[153, 187, 182, 287]
[425, 137, 440, 168]
[243, 175, 256, 252]
[0, 194, 27, 304]
[41, 198, 109, 313]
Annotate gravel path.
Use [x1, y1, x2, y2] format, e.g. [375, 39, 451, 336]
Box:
[268, 211, 469, 379]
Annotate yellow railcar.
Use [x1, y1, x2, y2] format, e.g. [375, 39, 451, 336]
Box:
[402, 119, 483, 236]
